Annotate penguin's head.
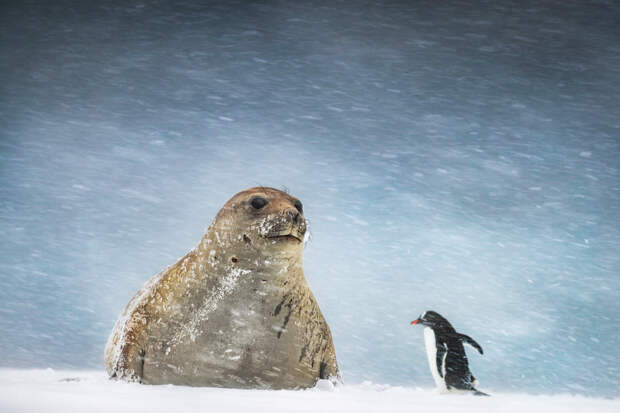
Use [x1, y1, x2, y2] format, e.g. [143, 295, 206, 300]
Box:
[410, 310, 448, 329]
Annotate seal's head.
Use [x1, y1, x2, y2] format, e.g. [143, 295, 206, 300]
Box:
[211, 187, 307, 256]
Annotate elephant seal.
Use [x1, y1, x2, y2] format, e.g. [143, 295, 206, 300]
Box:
[104, 187, 339, 389]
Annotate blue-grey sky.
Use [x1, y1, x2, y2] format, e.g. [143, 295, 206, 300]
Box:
[1, 0, 619, 397]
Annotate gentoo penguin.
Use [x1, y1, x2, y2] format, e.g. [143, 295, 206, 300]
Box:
[411, 311, 488, 396]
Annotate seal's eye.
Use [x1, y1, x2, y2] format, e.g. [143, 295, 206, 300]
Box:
[294, 200, 303, 214]
[250, 196, 268, 210]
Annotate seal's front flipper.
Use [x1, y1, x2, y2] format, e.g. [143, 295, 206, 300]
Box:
[319, 354, 342, 387]
[109, 343, 145, 383]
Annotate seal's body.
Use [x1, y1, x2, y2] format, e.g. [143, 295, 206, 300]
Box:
[411, 311, 487, 396]
[105, 187, 339, 389]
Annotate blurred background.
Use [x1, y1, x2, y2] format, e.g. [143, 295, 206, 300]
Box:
[1, 0, 618, 397]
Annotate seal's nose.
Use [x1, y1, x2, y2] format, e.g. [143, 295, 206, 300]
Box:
[285, 209, 301, 224]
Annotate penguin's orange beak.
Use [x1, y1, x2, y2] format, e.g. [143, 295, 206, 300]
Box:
[410, 319, 420, 325]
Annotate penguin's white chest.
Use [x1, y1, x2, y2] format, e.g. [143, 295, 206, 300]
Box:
[423, 327, 448, 392]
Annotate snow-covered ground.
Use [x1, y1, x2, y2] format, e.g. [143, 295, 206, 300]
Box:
[0, 369, 617, 413]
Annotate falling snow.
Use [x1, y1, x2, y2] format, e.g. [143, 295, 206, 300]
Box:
[1, 0, 619, 404]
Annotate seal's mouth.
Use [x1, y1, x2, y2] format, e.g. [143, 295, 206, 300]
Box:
[266, 228, 304, 242]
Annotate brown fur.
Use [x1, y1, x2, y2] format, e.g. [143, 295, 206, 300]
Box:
[104, 187, 339, 388]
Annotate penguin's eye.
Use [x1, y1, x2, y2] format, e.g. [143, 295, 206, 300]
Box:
[250, 196, 268, 210]
[294, 200, 303, 214]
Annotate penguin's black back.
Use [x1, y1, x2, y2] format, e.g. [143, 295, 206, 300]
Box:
[442, 333, 475, 391]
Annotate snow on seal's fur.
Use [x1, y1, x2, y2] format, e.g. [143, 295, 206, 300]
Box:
[168, 266, 250, 346]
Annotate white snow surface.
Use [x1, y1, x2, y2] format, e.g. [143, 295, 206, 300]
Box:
[0, 369, 617, 413]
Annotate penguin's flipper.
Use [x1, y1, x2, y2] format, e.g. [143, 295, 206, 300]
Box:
[472, 389, 490, 396]
[459, 334, 483, 355]
[436, 342, 447, 378]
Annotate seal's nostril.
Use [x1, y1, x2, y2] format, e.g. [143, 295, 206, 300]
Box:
[294, 200, 303, 214]
[285, 209, 300, 222]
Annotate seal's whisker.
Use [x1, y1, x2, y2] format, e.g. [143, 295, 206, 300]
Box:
[303, 218, 312, 248]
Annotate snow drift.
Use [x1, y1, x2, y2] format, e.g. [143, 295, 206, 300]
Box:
[0, 369, 617, 413]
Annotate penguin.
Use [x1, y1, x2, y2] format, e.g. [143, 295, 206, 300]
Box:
[410, 310, 489, 396]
